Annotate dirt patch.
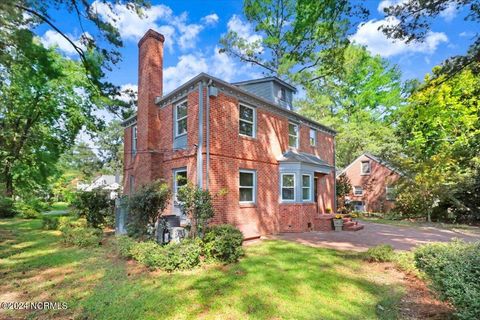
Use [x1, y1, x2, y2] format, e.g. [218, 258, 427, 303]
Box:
[398, 274, 454, 320]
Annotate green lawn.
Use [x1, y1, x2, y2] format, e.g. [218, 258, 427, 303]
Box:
[43, 201, 70, 216]
[0, 218, 404, 319]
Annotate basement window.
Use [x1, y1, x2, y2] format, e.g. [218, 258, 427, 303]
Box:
[175, 100, 188, 137]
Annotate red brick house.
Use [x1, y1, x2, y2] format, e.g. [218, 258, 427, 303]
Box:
[339, 153, 402, 213]
[122, 30, 337, 238]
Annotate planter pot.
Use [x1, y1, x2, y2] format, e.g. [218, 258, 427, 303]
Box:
[333, 219, 343, 232]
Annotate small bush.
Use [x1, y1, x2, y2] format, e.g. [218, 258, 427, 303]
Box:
[42, 216, 60, 230]
[364, 244, 395, 262]
[58, 216, 87, 232]
[61, 226, 103, 247]
[203, 224, 244, 263]
[72, 189, 114, 228]
[177, 183, 215, 238]
[129, 241, 165, 269]
[414, 240, 480, 320]
[17, 206, 40, 219]
[161, 239, 202, 272]
[392, 251, 421, 277]
[115, 235, 137, 259]
[0, 197, 16, 218]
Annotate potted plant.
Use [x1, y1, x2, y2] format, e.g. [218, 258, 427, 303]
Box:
[325, 208, 332, 214]
[333, 214, 343, 231]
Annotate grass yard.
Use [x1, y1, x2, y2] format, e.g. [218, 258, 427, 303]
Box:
[0, 218, 406, 320]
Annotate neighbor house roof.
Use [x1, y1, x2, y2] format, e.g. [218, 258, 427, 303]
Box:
[338, 153, 404, 177]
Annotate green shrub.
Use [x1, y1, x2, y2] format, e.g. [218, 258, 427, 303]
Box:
[72, 189, 114, 228]
[127, 181, 171, 239]
[19, 207, 40, 219]
[203, 224, 244, 263]
[392, 251, 421, 277]
[129, 241, 165, 269]
[364, 244, 395, 262]
[61, 226, 103, 247]
[177, 183, 215, 238]
[42, 216, 60, 230]
[414, 240, 480, 319]
[160, 239, 202, 272]
[115, 235, 137, 259]
[58, 216, 87, 232]
[0, 197, 16, 218]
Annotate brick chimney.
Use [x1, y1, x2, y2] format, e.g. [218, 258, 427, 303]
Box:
[137, 29, 164, 153]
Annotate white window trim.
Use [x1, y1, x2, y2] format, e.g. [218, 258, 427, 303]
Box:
[353, 186, 363, 196]
[281, 173, 296, 202]
[173, 168, 187, 204]
[360, 160, 371, 175]
[288, 122, 299, 148]
[302, 174, 312, 201]
[309, 128, 316, 147]
[239, 169, 257, 204]
[132, 125, 137, 156]
[175, 100, 188, 137]
[386, 186, 396, 201]
[239, 104, 256, 138]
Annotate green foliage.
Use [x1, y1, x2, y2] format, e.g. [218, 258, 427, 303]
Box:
[72, 189, 114, 229]
[58, 216, 87, 232]
[61, 225, 103, 247]
[160, 240, 203, 272]
[203, 225, 244, 263]
[364, 244, 395, 262]
[336, 173, 352, 212]
[128, 241, 164, 269]
[42, 216, 60, 230]
[59, 142, 103, 180]
[127, 181, 171, 239]
[0, 196, 16, 218]
[392, 251, 421, 278]
[115, 235, 137, 259]
[177, 183, 215, 239]
[219, 0, 367, 82]
[298, 45, 403, 168]
[95, 120, 124, 175]
[380, 0, 479, 79]
[414, 240, 480, 319]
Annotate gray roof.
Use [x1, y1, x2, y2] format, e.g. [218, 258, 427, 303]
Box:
[278, 150, 332, 167]
[232, 76, 297, 93]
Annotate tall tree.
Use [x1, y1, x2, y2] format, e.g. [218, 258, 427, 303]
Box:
[380, 0, 480, 80]
[298, 45, 404, 167]
[219, 0, 368, 83]
[0, 32, 103, 198]
[95, 120, 124, 175]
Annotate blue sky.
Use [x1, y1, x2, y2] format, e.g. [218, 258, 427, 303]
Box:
[37, 0, 475, 96]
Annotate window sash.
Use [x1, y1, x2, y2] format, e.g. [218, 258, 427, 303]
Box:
[239, 105, 255, 137]
[354, 186, 363, 196]
[309, 129, 316, 146]
[175, 101, 188, 137]
[281, 173, 295, 201]
[361, 161, 371, 174]
[132, 126, 137, 155]
[288, 123, 298, 147]
[302, 175, 311, 201]
[174, 169, 187, 203]
[239, 170, 256, 203]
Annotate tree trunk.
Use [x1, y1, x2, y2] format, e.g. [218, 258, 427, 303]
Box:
[3, 166, 13, 198]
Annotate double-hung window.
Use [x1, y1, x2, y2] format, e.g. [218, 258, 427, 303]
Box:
[239, 170, 256, 203]
[281, 173, 295, 201]
[132, 125, 137, 156]
[173, 169, 187, 203]
[386, 186, 396, 201]
[175, 100, 188, 137]
[354, 186, 363, 196]
[309, 128, 316, 146]
[302, 175, 311, 201]
[129, 175, 135, 194]
[239, 104, 255, 137]
[361, 160, 371, 175]
[288, 123, 298, 148]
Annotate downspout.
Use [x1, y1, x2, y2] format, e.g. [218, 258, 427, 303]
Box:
[333, 137, 337, 213]
[205, 79, 212, 191]
[197, 81, 204, 188]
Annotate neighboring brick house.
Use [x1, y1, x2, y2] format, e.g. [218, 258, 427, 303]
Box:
[122, 30, 337, 238]
[339, 153, 402, 213]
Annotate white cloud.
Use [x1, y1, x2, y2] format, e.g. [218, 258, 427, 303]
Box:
[171, 13, 204, 50]
[227, 14, 262, 45]
[163, 54, 209, 93]
[377, 0, 408, 14]
[118, 83, 138, 103]
[201, 13, 219, 25]
[350, 17, 448, 57]
[40, 30, 91, 55]
[439, 3, 458, 22]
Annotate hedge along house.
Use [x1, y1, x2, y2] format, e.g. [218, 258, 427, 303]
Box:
[339, 153, 402, 213]
[123, 30, 337, 239]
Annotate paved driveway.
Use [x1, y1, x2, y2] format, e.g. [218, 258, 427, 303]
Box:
[274, 221, 480, 251]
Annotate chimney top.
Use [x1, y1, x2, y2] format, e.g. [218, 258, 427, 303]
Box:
[138, 29, 165, 48]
